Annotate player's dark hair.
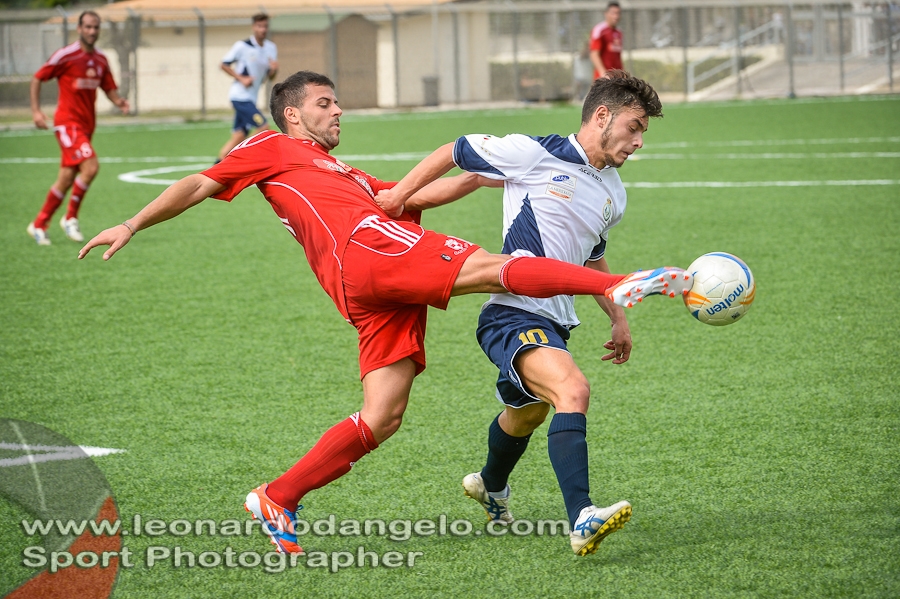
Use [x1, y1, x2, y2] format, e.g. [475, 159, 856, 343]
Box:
[252, 13, 269, 23]
[269, 71, 336, 133]
[606, 1, 621, 10]
[78, 10, 100, 26]
[581, 69, 662, 124]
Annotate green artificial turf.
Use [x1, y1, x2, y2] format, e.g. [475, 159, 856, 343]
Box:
[1, 95, 899, 598]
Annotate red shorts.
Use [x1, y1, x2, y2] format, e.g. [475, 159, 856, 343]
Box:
[54, 124, 95, 168]
[341, 216, 480, 379]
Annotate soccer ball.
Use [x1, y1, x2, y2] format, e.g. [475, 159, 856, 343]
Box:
[683, 252, 755, 326]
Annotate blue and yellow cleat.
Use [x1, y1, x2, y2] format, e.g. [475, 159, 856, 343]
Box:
[570, 501, 631, 556]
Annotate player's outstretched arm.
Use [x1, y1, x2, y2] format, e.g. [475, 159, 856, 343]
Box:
[405, 173, 502, 212]
[375, 142, 456, 217]
[78, 174, 225, 261]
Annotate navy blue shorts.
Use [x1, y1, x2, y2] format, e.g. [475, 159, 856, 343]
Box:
[231, 100, 267, 134]
[476, 304, 571, 408]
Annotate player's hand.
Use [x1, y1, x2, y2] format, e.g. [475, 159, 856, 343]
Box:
[117, 99, 130, 115]
[601, 320, 632, 364]
[33, 111, 48, 130]
[268, 59, 278, 76]
[239, 75, 254, 88]
[374, 189, 404, 218]
[78, 225, 134, 261]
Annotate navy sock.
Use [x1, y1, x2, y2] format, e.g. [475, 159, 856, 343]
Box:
[480, 413, 532, 493]
[547, 412, 592, 527]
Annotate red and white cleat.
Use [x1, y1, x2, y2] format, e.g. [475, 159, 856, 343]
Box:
[605, 267, 693, 308]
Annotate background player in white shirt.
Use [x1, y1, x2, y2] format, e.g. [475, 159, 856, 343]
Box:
[216, 13, 278, 162]
[377, 71, 676, 556]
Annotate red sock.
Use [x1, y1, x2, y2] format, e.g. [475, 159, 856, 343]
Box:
[499, 256, 626, 297]
[34, 188, 64, 230]
[265, 413, 378, 511]
[65, 178, 89, 220]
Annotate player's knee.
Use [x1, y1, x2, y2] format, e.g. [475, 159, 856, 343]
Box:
[371, 413, 403, 442]
[553, 379, 591, 414]
[81, 162, 99, 181]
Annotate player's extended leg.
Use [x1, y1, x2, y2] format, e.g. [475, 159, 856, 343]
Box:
[244, 358, 416, 553]
[515, 347, 631, 555]
[451, 249, 691, 307]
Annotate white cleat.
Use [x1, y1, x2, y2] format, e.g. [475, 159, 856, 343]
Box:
[60, 217, 84, 242]
[27, 223, 51, 246]
[570, 501, 632, 556]
[462, 472, 514, 524]
[605, 267, 692, 308]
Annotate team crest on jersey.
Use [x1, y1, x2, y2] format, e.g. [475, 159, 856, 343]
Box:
[444, 236, 472, 255]
[603, 197, 613, 223]
[86, 67, 97, 78]
[313, 158, 348, 173]
[547, 169, 575, 201]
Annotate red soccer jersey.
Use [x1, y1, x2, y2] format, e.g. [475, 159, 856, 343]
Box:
[589, 22, 623, 78]
[202, 131, 418, 321]
[35, 42, 116, 135]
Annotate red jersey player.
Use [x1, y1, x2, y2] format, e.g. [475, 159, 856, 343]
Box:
[78, 70, 690, 555]
[590, 2, 624, 79]
[28, 10, 129, 246]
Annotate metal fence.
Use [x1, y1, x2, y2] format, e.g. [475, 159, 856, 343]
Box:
[1, 1, 897, 115]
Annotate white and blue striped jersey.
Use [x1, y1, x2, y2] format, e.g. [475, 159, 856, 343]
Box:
[222, 37, 277, 103]
[453, 133, 627, 328]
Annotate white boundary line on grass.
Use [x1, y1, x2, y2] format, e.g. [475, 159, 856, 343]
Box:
[4, 147, 900, 167]
[0, 441, 126, 468]
[114, 163, 900, 188]
[624, 179, 900, 189]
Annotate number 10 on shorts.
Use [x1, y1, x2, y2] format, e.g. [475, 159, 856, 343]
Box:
[518, 328, 549, 345]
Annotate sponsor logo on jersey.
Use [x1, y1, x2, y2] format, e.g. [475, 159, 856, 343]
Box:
[75, 78, 101, 90]
[86, 67, 97, 78]
[547, 185, 574, 201]
[547, 170, 576, 201]
[353, 174, 374, 198]
[313, 158, 348, 173]
[579, 167, 602, 182]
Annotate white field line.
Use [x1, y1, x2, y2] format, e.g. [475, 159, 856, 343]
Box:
[624, 179, 900, 189]
[0, 156, 216, 165]
[116, 162, 900, 188]
[0, 442, 126, 468]
[629, 151, 900, 160]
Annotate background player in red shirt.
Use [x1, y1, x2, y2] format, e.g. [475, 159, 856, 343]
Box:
[590, 2, 624, 80]
[28, 10, 129, 246]
[78, 70, 689, 555]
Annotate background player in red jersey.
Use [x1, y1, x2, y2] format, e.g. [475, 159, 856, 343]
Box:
[590, 2, 624, 80]
[28, 10, 129, 246]
[78, 70, 688, 555]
